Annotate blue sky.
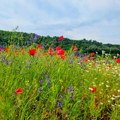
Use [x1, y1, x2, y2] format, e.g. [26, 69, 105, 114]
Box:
[0, 0, 120, 44]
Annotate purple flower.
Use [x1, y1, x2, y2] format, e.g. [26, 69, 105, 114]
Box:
[38, 88, 42, 92]
[77, 61, 82, 65]
[39, 79, 43, 83]
[68, 86, 74, 92]
[34, 34, 39, 37]
[0, 45, 5, 50]
[70, 93, 73, 99]
[68, 87, 71, 92]
[45, 75, 49, 78]
[1, 59, 9, 65]
[79, 54, 85, 57]
[57, 101, 62, 108]
[47, 85, 50, 89]
[47, 80, 51, 88]
[58, 94, 64, 99]
[47, 80, 51, 84]
[105, 60, 109, 64]
[29, 37, 34, 42]
[69, 60, 73, 64]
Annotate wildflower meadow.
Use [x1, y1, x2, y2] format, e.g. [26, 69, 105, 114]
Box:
[0, 35, 120, 120]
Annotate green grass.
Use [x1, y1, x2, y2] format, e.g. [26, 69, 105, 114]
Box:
[0, 45, 120, 120]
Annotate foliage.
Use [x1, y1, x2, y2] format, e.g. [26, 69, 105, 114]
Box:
[0, 30, 120, 54]
[0, 45, 120, 119]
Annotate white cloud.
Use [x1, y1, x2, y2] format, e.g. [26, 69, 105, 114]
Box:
[0, 0, 120, 44]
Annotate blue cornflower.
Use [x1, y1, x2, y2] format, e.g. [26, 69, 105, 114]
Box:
[38, 88, 42, 92]
[45, 75, 49, 78]
[57, 101, 62, 108]
[68, 86, 74, 92]
[47, 80, 51, 88]
[39, 79, 43, 83]
[68, 87, 71, 92]
[47, 85, 51, 89]
[70, 93, 73, 99]
[47, 80, 51, 84]
[58, 94, 64, 99]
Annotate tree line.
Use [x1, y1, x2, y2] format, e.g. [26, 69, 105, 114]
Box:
[0, 30, 120, 55]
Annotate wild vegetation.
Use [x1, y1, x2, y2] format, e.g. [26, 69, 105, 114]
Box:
[0, 30, 120, 55]
[0, 31, 120, 119]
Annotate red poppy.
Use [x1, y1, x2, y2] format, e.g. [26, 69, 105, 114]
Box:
[4, 48, 9, 52]
[72, 46, 78, 51]
[116, 58, 120, 63]
[90, 52, 95, 57]
[38, 44, 42, 50]
[15, 88, 22, 94]
[56, 49, 65, 55]
[56, 46, 61, 51]
[48, 47, 54, 56]
[29, 49, 37, 56]
[90, 57, 95, 60]
[84, 57, 88, 62]
[0, 48, 2, 51]
[60, 55, 66, 60]
[85, 59, 88, 62]
[58, 35, 64, 41]
[89, 87, 97, 92]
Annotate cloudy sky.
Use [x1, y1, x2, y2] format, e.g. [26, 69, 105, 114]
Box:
[0, 0, 120, 44]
